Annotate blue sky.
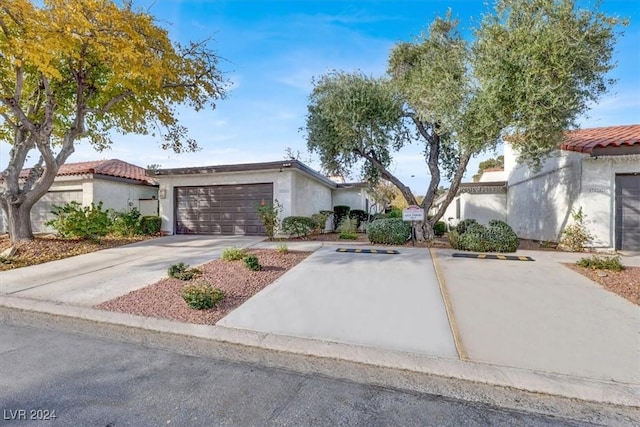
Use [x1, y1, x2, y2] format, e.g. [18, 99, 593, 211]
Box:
[4, 0, 639, 194]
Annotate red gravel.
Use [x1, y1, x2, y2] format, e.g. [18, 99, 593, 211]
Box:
[95, 249, 312, 325]
[565, 263, 640, 306]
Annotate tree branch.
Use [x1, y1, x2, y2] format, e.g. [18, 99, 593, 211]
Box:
[355, 148, 418, 206]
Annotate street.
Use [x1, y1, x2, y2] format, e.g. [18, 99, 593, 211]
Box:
[0, 323, 593, 427]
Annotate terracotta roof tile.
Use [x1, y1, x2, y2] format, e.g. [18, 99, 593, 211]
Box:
[14, 159, 154, 184]
[560, 124, 640, 153]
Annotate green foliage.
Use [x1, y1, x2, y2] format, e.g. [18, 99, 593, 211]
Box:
[386, 208, 402, 219]
[433, 221, 446, 237]
[473, 155, 504, 181]
[560, 207, 593, 252]
[456, 219, 478, 234]
[349, 209, 367, 228]
[282, 216, 317, 238]
[366, 218, 411, 245]
[454, 219, 519, 253]
[221, 247, 248, 261]
[339, 232, 358, 240]
[110, 208, 142, 237]
[182, 281, 225, 310]
[46, 201, 111, 241]
[243, 255, 261, 271]
[140, 216, 162, 235]
[276, 244, 289, 254]
[333, 206, 351, 231]
[310, 213, 328, 233]
[338, 218, 358, 234]
[167, 262, 201, 281]
[577, 255, 624, 272]
[257, 199, 283, 240]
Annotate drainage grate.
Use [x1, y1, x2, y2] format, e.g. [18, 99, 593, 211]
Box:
[452, 253, 534, 261]
[336, 248, 400, 255]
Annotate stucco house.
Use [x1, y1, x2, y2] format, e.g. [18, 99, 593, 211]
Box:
[149, 160, 375, 235]
[0, 159, 159, 233]
[435, 124, 640, 251]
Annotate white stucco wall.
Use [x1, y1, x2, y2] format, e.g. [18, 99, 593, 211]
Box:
[331, 187, 369, 212]
[459, 193, 507, 225]
[290, 171, 332, 217]
[479, 169, 506, 182]
[92, 178, 158, 213]
[155, 169, 294, 234]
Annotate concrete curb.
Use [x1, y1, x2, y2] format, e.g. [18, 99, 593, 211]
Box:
[1, 295, 638, 425]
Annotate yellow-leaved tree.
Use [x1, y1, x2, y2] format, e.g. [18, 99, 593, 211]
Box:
[0, 0, 226, 242]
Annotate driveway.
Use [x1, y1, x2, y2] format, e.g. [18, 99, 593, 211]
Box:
[219, 245, 458, 358]
[0, 235, 264, 306]
[432, 248, 640, 384]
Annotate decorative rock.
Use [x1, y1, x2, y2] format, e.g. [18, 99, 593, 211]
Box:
[597, 271, 608, 277]
[0, 246, 16, 258]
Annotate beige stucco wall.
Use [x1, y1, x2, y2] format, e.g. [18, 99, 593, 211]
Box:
[290, 170, 332, 217]
[92, 178, 158, 213]
[155, 169, 295, 234]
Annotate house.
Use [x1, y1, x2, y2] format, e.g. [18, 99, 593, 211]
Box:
[149, 160, 375, 235]
[437, 124, 640, 251]
[0, 159, 159, 233]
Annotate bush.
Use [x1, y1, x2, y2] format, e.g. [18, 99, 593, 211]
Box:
[110, 208, 142, 237]
[167, 262, 201, 281]
[140, 216, 162, 235]
[349, 209, 367, 228]
[276, 243, 289, 254]
[243, 254, 261, 271]
[310, 213, 328, 233]
[339, 232, 358, 240]
[333, 205, 351, 231]
[366, 218, 411, 245]
[456, 218, 478, 234]
[386, 209, 403, 219]
[46, 201, 111, 240]
[338, 217, 357, 234]
[282, 216, 317, 238]
[182, 281, 225, 310]
[560, 207, 593, 252]
[453, 220, 519, 253]
[433, 221, 446, 237]
[257, 199, 282, 240]
[577, 255, 625, 271]
[221, 247, 248, 261]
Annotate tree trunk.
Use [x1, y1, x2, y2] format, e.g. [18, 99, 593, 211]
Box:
[4, 202, 35, 243]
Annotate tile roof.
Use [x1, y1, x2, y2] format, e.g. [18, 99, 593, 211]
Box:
[560, 124, 640, 153]
[16, 159, 154, 184]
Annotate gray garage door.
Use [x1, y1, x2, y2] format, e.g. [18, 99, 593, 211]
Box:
[175, 184, 273, 235]
[32, 190, 83, 233]
[615, 174, 640, 251]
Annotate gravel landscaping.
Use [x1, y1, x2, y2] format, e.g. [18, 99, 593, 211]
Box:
[95, 249, 312, 325]
[565, 263, 640, 306]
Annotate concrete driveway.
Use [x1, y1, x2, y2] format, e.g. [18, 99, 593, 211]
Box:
[0, 235, 264, 306]
[219, 245, 458, 358]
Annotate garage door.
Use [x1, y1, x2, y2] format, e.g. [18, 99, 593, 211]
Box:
[32, 190, 83, 233]
[175, 184, 273, 235]
[615, 174, 640, 251]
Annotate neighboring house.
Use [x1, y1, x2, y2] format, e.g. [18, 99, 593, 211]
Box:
[0, 159, 159, 233]
[150, 160, 375, 236]
[436, 124, 640, 251]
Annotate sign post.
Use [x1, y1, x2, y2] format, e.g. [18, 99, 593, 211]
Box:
[402, 205, 425, 246]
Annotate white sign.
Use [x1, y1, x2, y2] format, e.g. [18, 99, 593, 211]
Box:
[402, 205, 424, 221]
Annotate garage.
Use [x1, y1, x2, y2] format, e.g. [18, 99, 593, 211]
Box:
[615, 174, 640, 251]
[31, 190, 83, 233]
[175, 183, 273, 235]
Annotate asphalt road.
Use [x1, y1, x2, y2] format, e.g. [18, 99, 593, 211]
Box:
[0, 324, 593, 427]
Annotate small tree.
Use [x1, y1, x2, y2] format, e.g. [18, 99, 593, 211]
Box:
[560, 207, 593, 252]
[257, 199, 282, 240]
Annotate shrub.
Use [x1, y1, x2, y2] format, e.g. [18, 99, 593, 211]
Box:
[486, 220, 519, 253]
[366, 218, 411, 245]
[433, 221, 446, 237]
[140, 216, 162, 235]
[386, 209, 402, 219]
[110, 208, 142, 237]
[243, 254, 261, 271]
[276, 243, 289, 254]
[454, 220, 519, 253]
[257, 199, 283, 240]
[349, 209, 367, 228]
[182, 281, 225, 310]
[339, 232, 358, 240]
[282, 216, 317, 238]
[456, 218, 478, 234]
[167, 262, 200, 281]
[577, 255, 625, 271]
[338, 217, 357, 234]
[46, 201, 111, 240]
[448, 230, 461, 249]
[310, 213, 328, 233]
[333, 205, 351, 230]
[458, 223, 492, 252]
[221, 247, 248, 261]
[560, 207, 593, 252]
